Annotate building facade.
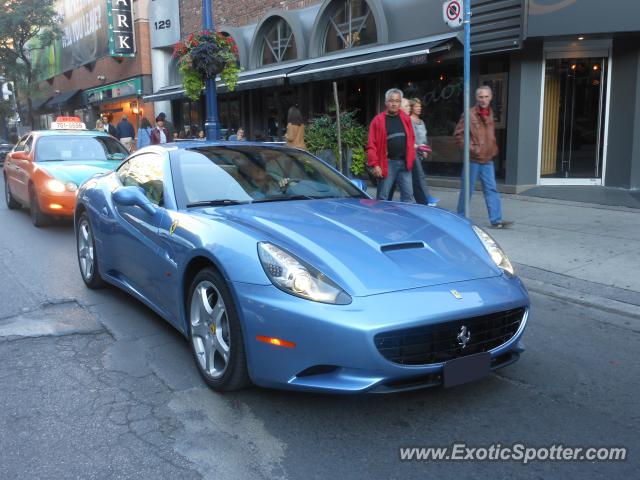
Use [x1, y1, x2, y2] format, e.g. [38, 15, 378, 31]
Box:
[32, 0, 154, 135]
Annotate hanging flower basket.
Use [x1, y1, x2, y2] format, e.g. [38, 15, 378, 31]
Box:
[173, 30, 241, 100]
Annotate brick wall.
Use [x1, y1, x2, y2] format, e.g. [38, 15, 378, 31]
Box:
[41, 20, 152, 97]
[181, 0, 322, 33]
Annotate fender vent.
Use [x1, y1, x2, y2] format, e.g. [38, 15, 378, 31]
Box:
[380, 242, 425, 253]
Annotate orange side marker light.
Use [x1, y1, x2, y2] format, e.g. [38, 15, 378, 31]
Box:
[256, 336, 296, 348]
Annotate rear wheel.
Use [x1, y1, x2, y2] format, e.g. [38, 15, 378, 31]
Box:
[76, 212, 106, 289]
[29, 188, 49, 227]
[187, 268, 251, 391]
[4, 177, 20, 209]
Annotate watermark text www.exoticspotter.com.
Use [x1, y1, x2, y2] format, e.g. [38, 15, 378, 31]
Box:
[399, 443, 627, 464]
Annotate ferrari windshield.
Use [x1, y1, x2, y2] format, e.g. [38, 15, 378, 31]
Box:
[35, 135, 129, 162]
[173, 145, 368, 206]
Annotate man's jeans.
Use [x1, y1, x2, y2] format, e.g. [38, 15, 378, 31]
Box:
[376, 159, 414, 202]
[457, 161, 502, 224]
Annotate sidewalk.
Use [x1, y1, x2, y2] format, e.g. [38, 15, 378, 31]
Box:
[374, 185, 640, 318]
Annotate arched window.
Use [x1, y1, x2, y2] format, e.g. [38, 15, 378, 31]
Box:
[260, 18, 297, 65]
[323, 0, 377, 53]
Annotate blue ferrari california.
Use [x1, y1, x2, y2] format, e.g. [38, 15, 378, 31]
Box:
[75, 142, 529, 393]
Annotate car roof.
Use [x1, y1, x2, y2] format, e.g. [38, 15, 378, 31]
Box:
[157, 140, 290, 150]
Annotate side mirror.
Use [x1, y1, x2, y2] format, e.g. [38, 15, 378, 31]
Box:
[112, 186, 156, 215]
[350, 178, 367, 191]
[10, 151, 29, 161]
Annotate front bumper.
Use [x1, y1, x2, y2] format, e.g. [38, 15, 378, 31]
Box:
[36, 189, 77, 216]
[234, 274, 530, 393]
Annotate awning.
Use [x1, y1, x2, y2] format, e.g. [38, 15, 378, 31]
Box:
[31, 96, 53, 112]
[288, 38, 455, 84]
[45, 89, 82, 110]
[142, 85, 186, 102]
[218, 65, 300, 92]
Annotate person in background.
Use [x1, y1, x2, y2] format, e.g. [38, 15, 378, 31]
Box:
[116, 115, 135, 151]
[100, 114, 117, 136]
[95, 119, 104, 131]
[455, 85, 512, 229]
[172, 132, 180, 141]
[136, 117, 152, 149]
[367, 88, 415, 202]
[228, 127, 245, 141]
[410, 98, 438, 206]
[197, 130, 205, 140]
[156, 112, 174, 139]
[150, 116, 169, 145]
[285, 106, 305, 149]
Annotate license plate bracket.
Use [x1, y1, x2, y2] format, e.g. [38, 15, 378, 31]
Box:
[443, 352, 491, 388]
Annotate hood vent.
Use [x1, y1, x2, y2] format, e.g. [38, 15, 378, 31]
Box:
[380, 242, 425, 253]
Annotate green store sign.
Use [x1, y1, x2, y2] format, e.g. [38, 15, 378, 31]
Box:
[85, 77, 142, 103]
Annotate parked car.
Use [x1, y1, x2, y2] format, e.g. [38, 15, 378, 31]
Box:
[0, 137, 14, 166]
[3, 117, 129, 226]
[74, 142, 530, 393]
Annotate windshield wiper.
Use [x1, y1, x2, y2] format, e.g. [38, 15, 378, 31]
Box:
[252, 195, 328, 203]
[186, 199, 251, 208]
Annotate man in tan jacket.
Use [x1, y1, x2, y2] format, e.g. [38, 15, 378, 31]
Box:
[455, 86, 512, 229]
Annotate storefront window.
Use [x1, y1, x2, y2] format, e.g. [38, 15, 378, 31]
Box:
[323, 0, 377, 53]
[260, 18, 297, 65]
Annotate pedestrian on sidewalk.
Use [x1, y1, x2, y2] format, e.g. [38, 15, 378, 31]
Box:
[367, 88, 415, 202]
[100, 114, 117, 137]
[285, 106, 306, 149]
[136, 117, 152, 149]
[150, 116, 169, 145]
[116, 115, 135, 151]
[455, 85, 512, 228]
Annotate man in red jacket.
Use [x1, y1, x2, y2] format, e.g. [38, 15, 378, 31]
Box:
[367, 88, 416, 202]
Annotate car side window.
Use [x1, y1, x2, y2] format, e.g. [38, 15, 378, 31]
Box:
[14, 135, 30, 152]
[117, 153, 165, 206]
[23, 136, 33, 154]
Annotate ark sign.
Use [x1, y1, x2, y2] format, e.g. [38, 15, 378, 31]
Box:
[108, 0, 135, 57]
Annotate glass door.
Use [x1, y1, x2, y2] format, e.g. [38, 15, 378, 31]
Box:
[540, 56, 608, 182]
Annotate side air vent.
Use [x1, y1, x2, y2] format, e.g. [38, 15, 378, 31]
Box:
[380, 242, 425, 253]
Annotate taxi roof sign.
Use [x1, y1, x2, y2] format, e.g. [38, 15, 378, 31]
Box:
[51, 116, 87, 130]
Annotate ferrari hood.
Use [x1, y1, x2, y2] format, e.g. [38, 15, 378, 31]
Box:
[217, 199, 501, 296]
[37, 160, 120, 186]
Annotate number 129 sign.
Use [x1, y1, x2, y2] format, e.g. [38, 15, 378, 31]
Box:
[149, 0, 181, 48]
[443, 0, 464, 28]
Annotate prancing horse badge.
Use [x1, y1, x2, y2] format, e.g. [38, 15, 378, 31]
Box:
[450, 289, 462, 300]
[169, 220, 179, 235]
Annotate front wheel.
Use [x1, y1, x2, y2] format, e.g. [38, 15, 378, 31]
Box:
[29, 189, 49, 227]
[76, 212, 105, 289]
[187, 268, 251, 392]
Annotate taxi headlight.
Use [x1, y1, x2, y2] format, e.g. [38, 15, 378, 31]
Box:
[472, 225, 514, 275]
[65, 182, 78, 192]
[257, 242, 351, 305]
[45, 179, 66, 193]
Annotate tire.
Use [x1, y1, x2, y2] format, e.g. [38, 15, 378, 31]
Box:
[76, 212, 106, 289]
[4, 177, 20, 209]
[187, 267, 251, 392]
[29, 188, 49, 227]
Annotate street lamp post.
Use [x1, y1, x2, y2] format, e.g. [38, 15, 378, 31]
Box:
[202, 0, 221, 141]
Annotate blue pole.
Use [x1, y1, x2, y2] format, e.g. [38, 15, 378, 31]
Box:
[202, 0, 220, 141]
[463, 0, 471, 217]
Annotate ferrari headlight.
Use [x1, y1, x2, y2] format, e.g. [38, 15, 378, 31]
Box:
[65, 182, 78, 192]
[258, 242, 351, 305]
[472, 225, 514, 275]
[45, 179, 66, 193]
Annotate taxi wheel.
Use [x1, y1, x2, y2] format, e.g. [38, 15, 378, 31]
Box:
[4, 178, 20, 209]
[76, 212, 105, 289]
[29, 189, 49, 227]
[187, 267, 251, 392]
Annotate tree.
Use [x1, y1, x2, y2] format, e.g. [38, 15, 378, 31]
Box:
[0, 0, 61, 127]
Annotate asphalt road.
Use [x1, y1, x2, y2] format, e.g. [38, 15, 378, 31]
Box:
[0, 178, 638, 479]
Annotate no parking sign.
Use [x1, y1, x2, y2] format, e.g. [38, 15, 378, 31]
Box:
[443, 0, 464, 28]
